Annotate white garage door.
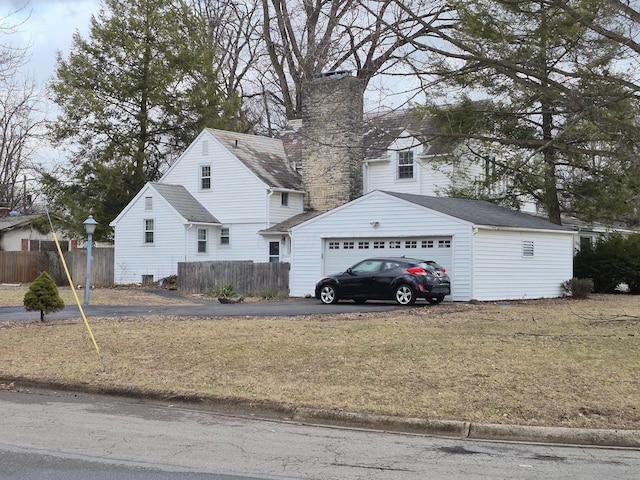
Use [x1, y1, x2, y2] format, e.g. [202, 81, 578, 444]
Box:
[323, 236, 453, 275]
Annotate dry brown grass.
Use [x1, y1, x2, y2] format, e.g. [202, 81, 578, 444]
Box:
[0, 285, 194, 307]
[1, 289, 639, 430]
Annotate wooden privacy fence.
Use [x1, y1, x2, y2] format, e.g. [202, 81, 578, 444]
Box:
[0, 248, 114, 287]
[178, 260, 290, 296]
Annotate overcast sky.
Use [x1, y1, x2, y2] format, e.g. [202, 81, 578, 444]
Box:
[3, 0, 101, 87]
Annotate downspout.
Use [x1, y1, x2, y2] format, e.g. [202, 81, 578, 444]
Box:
[185, 223, 193, 262]
[266, 188, 274, 229]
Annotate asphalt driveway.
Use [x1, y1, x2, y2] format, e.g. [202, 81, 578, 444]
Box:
[0, 292, 419, 322]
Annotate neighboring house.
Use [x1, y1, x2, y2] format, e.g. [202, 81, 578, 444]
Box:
[110, 129, 304, 284]
[289, 190, 574, 301]
[0, 213, 75, 252]
[112, 71, 578, 300]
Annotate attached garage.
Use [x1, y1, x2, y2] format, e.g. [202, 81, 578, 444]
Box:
[289, 190, 574, 302]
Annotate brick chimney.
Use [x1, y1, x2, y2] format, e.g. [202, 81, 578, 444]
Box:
[301, 71, 364, 211]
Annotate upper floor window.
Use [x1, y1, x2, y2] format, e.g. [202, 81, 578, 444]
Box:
[144, 219, 154, 244]
[200, 164, 211, 190]
[281, 192, 289, 206]
[397, 150, 414, 179]
[197, 228, 207, 253]
[144, 196, 153, 211]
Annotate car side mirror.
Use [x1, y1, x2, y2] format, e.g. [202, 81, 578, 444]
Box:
[346, 267, 354, 275]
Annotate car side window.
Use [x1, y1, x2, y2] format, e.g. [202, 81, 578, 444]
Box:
[382, 262, 400, 271]
[352, 260, 383, 274]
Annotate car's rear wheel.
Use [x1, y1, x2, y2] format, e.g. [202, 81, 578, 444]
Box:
[319, 284, 339, 304]
[427, 295, 445, 305]
[395, 284, 416, 306]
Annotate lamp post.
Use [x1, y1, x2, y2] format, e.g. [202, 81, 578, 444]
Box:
[83, 215, 98, 305]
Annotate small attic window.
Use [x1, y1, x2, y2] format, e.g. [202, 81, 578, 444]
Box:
[397, 150, 414, 179]
[145, 196, 152, 211]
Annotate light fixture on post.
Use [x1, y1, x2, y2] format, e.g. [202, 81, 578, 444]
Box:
[83, 215, 98, 305]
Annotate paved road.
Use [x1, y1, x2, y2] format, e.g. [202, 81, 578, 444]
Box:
[2, 389, 639, 479]
[0, 293, 424, 322]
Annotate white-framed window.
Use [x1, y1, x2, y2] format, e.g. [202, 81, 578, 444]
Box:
[522, 240, 534, 257]
[439, 239, 451, 248]
[373, 241, 385, 249]
[343, 241, 354, 249]
[397, 150, 414, 179]
[197, 228, 207, 253]
[422, 240, 434, 248]
[144, 196, 153, 211]
[200, 164, 211, 190]
[144, 219, 154, 244]
[281, 192, 289, 206]
[220, 227, 230, 245]
[269, 241, 280, 263]
[389, 240, 401, 249]
[405, 240, 417, 248]
[328, 241, 340, 249]
[358, 241, 370, 249]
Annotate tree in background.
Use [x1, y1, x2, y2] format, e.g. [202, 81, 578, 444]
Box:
[43, 0, 241, 240]
[412, 0, 640, 226]
[0, 8, 45, 214]
[189, 0, 452, 135]
[23, 271, 65, 322]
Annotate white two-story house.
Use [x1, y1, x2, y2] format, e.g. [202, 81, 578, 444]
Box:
[111, 72, 574, 300]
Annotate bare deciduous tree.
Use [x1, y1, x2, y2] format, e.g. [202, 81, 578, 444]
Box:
[0, 8, 44, 213]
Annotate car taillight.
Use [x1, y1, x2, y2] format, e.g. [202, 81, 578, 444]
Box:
[407, 267, 427, 275]
[441, 267, 446, 273]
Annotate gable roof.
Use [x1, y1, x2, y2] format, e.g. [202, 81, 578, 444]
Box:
[0, 214, 45, 232]
[362, 110, 454, 160]
[207, 128, 302, 191]
[383, 191, 571, 231]
[151, 183, 220, 224]
[279, 109, 455, 167]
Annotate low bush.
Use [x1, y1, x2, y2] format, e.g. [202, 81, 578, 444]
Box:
[574, 233, 640, 294]
[562, 277, 594, 299]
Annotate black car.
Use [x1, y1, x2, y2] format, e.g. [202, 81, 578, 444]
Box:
[315, 257, 451, 306]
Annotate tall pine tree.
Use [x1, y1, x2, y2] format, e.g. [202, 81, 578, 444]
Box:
[44, 0, 242, 240]
[421, 0, 640, 226]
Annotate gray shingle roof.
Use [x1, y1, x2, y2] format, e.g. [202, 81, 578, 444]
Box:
[363, 110, 454, 160]
[151, 183, 220, 224]
[207, 129, 303, 191]
[383, 191, 571, 231]
[0, 214, 44, 232]
[260, 210, 324, 234]
[279, 109, 454, 167]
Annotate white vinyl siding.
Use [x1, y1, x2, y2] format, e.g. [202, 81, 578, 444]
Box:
[472, 229, 573, 301]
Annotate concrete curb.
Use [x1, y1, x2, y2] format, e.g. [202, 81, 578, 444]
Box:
[4, 378, 640, 449]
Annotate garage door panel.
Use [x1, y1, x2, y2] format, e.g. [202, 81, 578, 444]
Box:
[323, 237, 452, 275]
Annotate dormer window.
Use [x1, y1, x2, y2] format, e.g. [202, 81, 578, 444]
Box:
[200, 164, 211, 190]
[397, 150, 414, 179]
[281, 192, 289, 206]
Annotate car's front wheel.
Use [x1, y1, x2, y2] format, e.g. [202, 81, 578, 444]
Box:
[395, 284, 416, 306]
[427, 295, 445, 305]
[319, 284, 339, 304]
